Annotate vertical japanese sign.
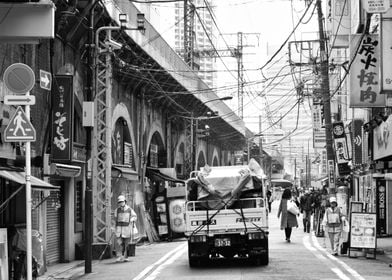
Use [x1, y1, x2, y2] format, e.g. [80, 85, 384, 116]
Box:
[328, 159, 335, 189]
[350, 34, 385, 107]
[375, 179, 386, 235]
[332, 122, 351, 175]
[51, 75, 73, 161]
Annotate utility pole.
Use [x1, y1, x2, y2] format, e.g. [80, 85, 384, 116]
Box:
[84, 0, 95, 273]
[315, 0, 335, 193]
[294, 158, 297, 189]
[237, 32, 244, 119]
[259, 115, 263, 166]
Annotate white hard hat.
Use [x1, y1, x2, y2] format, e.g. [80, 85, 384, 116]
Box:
[329, 196, 337, 203]
[118, 195, 126, 202]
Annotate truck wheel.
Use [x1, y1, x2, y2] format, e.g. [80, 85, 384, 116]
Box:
[260, 251, 269, 265]
[252, 256, 262, 266]
[189, 257, 200, 267]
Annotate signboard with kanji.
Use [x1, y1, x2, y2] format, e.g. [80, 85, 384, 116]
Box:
[350, 34, 385, 107]
[4, 106, 36, 142]
[51, 75, 73, 161]
[362, 0, 390, 13]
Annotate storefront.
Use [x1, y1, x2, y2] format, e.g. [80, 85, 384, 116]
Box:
[145, 168, 185, 240]
[0, 167, 60, 277]
[371, 116, 392, 235]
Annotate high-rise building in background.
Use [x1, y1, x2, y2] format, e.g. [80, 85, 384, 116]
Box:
[139, 0, 217, 89]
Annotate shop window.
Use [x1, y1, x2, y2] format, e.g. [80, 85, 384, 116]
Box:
[74, 181, 83, 232]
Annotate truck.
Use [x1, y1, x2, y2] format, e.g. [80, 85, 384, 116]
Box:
[185, 159, 269, 267]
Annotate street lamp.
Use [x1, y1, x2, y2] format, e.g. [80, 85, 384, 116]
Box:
[202, 95, 233, 105]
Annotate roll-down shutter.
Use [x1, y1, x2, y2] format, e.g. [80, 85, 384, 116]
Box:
[46, 192, 61, 264]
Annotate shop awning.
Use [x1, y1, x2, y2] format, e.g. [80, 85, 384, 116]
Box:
[271, 179, 293, 188]
[50, 163, 81, 178]
[0, 170, 60, 190]
[146, 168, 184, 184]
[112, 165, 139, 181]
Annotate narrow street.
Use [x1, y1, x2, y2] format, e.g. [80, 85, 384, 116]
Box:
[73, 201, 392, 280]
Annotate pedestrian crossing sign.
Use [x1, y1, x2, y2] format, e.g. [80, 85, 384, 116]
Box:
[4, 106, 36, 142]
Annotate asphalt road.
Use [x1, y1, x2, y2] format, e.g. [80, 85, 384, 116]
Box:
[77, 201, 392, 280]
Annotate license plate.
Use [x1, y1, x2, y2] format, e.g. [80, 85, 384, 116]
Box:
[214, 238, 231, 247]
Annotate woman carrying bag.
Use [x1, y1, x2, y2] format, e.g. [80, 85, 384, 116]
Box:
[277, 188, 299, 243]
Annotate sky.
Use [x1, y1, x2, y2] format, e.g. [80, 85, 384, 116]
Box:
[213, 0, 320, 132]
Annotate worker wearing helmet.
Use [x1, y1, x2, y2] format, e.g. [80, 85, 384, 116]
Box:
[114, 195, 137, 262]
[321, 196, 345, 256]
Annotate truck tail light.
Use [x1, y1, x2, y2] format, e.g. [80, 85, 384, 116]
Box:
[248, 232, 263, 240]
[190, 235, 207, 243]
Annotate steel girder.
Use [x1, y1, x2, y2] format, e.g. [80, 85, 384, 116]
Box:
[92, 35, 113, 243]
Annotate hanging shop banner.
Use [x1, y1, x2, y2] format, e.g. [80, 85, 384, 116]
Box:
[349, 34, 385, 107]
[381, 9, 392, 92]
[112, 120, 125, 165]
[373, 115, 392, 160]
[375, 179, 387, 235]
[51, 75, 73, 161]
[350, 212, 377, 249]
[351, 119, 364, 165]
[332, 122, 350, 175]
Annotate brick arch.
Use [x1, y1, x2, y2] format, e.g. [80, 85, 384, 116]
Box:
[146, 120, 166, 157]
[211, 147, 220, 166]
[112, 103, 138, 169]
[174, 134, 186, 164]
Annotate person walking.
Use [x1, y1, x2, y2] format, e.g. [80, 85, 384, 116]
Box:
[277, 188, 299, 243]
[267, 188, 273, 213]
[322, 196, 345, 256]
[299, 189, 313, 233]
[114, 195, 137, 262]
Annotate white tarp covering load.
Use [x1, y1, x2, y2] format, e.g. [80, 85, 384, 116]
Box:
[186, 159, 265, 209]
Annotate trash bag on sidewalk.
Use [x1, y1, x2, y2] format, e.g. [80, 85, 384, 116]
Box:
[12, 228, 45, 276]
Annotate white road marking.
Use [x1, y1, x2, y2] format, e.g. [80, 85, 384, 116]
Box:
[331, 268, 351, 280]
[132, 243, 186, 280]
[144, 244, 187, 280]
[303, 235, 350, 280]
[311, 233, 366, 280]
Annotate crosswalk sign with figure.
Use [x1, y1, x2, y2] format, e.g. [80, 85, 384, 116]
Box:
[4, 106, 36, 142]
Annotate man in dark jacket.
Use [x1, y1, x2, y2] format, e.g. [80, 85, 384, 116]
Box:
[300, 189, 313, 233]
